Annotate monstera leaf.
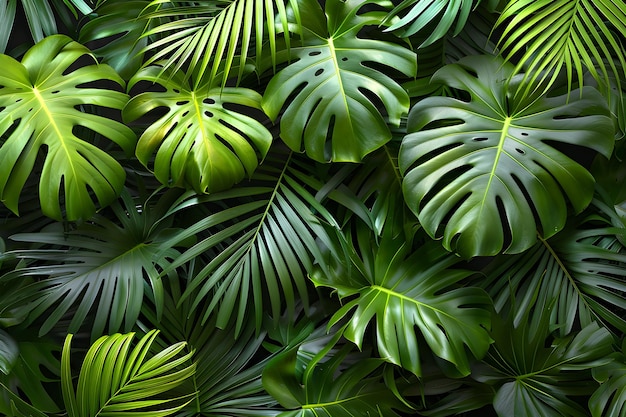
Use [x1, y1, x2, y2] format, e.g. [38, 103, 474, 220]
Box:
[0, 35, 136, 221]
[476, 318, 614, 417]
[311, 225, 492, 376]
[263, 343, 409, 416]
[481, 198, 626, 337]
[124, 65, 272, 193]
[399, 55, 614, 258]
[262, 0, 417, 163]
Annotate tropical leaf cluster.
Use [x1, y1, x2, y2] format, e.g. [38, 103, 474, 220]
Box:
[0, 0, 625, 416]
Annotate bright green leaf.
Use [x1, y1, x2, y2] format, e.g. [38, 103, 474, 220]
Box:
[399, 55, 614, 258]
[0, 34, 136, 221]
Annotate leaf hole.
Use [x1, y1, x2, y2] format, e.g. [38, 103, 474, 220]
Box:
[473, 137, 488, 142]
[515, 148, 525, 155]
[315, 69, 324, 76]
[495, 196, 513, 251]
[308, 51, 321, 56]
[521, 132, 529, 136]
[172, 89, 180, 93]
[176, 101, 189, 106]
[510, 174, 542, 236]
[406, 142, 463, 173]
[203, 98, 216, 105]
[420, 165, 472, 212]
[205, 111, 213, 118]
[433, 191, 472, 237]
[342, 57, 348, 61]
[51, 90, 60, 95]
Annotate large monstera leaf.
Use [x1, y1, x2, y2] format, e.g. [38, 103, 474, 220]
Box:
[262, 0, 417, 163]
[311, 225, 492, 376]
[0, 35, 136, 221]
[399, 55, 614, 258]
[124, 65, 272, 193]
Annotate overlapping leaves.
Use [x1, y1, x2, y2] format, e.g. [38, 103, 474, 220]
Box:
[0, 35, 136, 221]
[495, 0, 626, 96]
[124, 65, 272, 193]
[399, 55, 614, 258]
[159, 147, 338, 333]
[482, 198, 626, 337]
[0, 190, 185, 338]
[140, 0, 296, 87]
[311, 224, 492, 376]
[475, 317, 614, 417]
[262, 0, 416, 162]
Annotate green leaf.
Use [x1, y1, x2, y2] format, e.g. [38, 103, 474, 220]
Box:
[262, 0, 416, 162]
[384, 0, 478, 47]
[494, 0, 626, 96]
[482, 198, 626, 336]
[0, 328, 62, 414]
[311, 225, 492, 376]
[62, 330, 195, 417]
[79, 0, 153, 80]
[159, 147, 339, 334]
[124, 65, 272, 193]
[0, 189, 185, 338]
[263, 344, 409, 416]
[0, 329, 18, 375]
[0, 34, 136, 221]
[590, 343, 626, 417]
[476, 320, 614, 417]
[140, 0, 297, 87]
[399, 55, 614, 258]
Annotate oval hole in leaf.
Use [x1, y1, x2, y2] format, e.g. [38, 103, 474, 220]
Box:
[315, 69, 324, 76]
[309, 51, 321, 56]
[473, 137, 488, 142]
[203, 98, 216, 105]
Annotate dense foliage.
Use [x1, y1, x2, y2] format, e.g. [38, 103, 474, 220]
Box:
[0, 0, 625, 416]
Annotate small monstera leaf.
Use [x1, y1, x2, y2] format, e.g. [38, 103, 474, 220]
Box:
[311, 225, 492, 376]
[124, 65, 272, 193]
[263, 343, 409, 416]
[262, 0, 417, 163]
[476, 318, 614, 417]
[399, 55, 614, 258]
[0, 35, 136, 221]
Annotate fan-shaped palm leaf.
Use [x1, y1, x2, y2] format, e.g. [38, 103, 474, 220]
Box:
[311, 224, 492, 376]
[495, 0, 626, 97]
[123, 65, 272, 193]
[0, 35, 136, 221]
[481, 198, 626, 337]
[399, 55, 614, 258]
[262, 0, 417, 163]
[0, 189, 186, 338]
[62, 329, 195, 417]
[475, 317, 613, 417]
[139, 0, 297, 87]
[157, 146, 339, 334]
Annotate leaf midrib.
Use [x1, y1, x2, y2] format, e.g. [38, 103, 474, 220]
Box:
[33, 86, 78, 181]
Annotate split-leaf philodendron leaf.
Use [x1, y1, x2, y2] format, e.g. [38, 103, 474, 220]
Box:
[262, 0, 417, 163]
[124, 66, 272, 193]
[399, 55, 614, 258]
[0, 35, 136, 221]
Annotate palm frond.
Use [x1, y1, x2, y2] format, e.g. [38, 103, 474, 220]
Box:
[481, 198, 626, 337]
[139, 0, 299, 87]
[0, 189, 187, 338]
[495, 0, 626, 98]
[62, 329, 195, 417]
[156, 145, 340, 335]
